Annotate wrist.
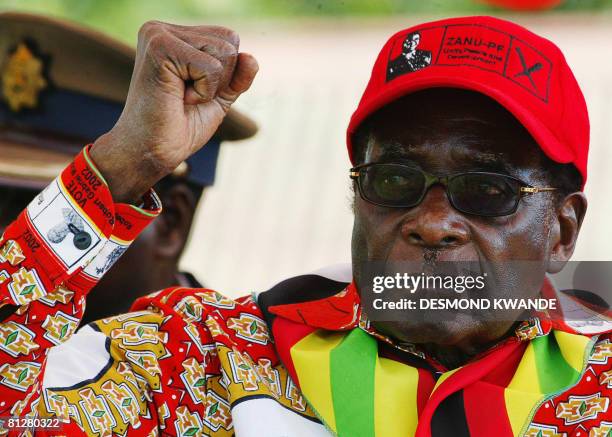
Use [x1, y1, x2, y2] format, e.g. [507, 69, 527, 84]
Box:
[90, 130, 165, 204]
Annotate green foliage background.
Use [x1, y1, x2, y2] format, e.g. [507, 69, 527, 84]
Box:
[0, 0, 610, 42]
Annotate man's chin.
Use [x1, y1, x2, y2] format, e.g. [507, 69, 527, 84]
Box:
[371, 318, 487, 347]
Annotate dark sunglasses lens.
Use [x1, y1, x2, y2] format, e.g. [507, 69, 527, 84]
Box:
[361, 165, 425, 207]
[449, 173, 521, 216]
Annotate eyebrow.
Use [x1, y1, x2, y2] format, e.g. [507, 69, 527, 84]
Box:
[375, 141, 423, 161]
[452, 148, 515, 173]
[376, 140, 516, 174]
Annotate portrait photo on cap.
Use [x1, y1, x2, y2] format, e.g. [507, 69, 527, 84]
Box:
[0, 1, 610, 436]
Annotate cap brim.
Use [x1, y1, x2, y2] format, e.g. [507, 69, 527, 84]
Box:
[347, 72, 574, 167]
[220, 107, 259, 141]
[0, 140, 71, 189]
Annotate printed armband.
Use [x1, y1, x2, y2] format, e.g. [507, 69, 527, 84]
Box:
[79, 194, 161, 283]
[0, 146, 161, 305]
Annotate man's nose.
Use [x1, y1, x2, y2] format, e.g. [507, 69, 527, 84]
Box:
[400, 186, 470, 249]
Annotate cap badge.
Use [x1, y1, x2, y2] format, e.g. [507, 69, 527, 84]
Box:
[387, 31, 432, 81]
[1, 42, 48, 112]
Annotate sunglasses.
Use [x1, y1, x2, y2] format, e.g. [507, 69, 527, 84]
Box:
[350, 163, 557, 217]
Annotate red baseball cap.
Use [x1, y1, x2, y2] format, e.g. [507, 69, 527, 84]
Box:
[347, 16, 589, 188]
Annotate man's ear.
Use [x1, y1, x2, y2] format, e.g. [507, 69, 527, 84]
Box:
[547, 192, 587, 274]
[154, 184, 200, 260]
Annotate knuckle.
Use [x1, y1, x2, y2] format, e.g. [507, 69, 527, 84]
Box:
[207, 25, 240, 47]
[216, 38, 238, 57]
[138, 20, 166, 40]
[138, 20, 161, 39]
[203, 43, 238, 67]
[206, 56, 224, 75]
[195, 37, 237, 64]
[146, 32, 169, 52]
[225, 29, 240, 46]
[203, 61, 223, 85]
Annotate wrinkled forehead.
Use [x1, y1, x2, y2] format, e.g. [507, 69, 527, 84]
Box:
[363, 88, 544, 173]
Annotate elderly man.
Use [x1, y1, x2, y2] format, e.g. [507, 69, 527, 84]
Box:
[0, 15, 610, 437]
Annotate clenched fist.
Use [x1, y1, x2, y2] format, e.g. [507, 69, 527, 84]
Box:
[90, 21, 258, 203]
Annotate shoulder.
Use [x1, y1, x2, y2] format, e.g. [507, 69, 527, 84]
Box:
[257, 263, 352, 310]
[130, 263, 353, 326]
[132, 287, 273, 356]
[132, 287, 267, 338]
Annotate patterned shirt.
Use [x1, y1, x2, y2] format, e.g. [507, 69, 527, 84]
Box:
[1, 148, 612, 437]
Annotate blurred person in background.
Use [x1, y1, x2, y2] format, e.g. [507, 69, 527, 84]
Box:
[0, 12, 258, 324]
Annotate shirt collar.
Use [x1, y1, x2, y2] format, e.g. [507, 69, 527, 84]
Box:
[268, 278, 563, 355]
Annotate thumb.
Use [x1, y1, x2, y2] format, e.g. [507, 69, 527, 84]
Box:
[215, 52, 259, 110]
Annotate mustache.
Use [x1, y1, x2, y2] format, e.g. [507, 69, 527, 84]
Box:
[385, 255, 484, 278]
[422, 248, 439, 274]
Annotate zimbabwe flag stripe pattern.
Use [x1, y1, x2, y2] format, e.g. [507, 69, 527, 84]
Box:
[532, 334, 580, 393]
[291, 330, 344, 432]
[374, 355, 420, 436]
[330, 329, 377, 436]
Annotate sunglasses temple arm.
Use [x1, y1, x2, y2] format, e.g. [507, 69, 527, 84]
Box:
[519, 187, 558, 194]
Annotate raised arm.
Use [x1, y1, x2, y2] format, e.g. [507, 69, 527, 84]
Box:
[0, 21, 257, 425]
